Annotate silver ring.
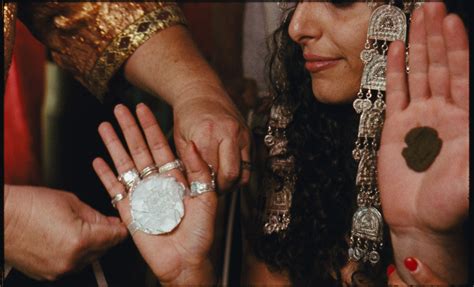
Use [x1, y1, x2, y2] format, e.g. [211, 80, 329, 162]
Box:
[111, 192, 126, 208]
[117, 168, 140, 192]
[139, 165, 159, 179]
[190, 181, 214, 197]
[127, 221, 140, 235]
[158, 159, 184, 174]
[241, 160, 253, 171]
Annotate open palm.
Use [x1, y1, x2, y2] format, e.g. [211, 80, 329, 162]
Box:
[378, 4, 469, 283]
[377, 4, 469, 283]
[93, 103, 217, 284]
[379, 4, 468, 236]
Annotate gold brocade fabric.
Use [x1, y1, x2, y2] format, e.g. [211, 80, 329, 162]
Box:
[3, 2, 17, 81]
[17, 2, 187, 100]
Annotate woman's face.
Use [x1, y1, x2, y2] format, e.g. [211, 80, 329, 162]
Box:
[289, 2, 371, 104]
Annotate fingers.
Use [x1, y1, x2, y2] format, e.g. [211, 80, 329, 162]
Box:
[136, 103, 186, 183]
[97, 103, 189, 212]
[403, 257, 448, 285]
[386, 40, 409, 118]
[136, 103, 175, 166]
[182, 142, 217, 208]
[408, 7, 429, 101]
[387, 264, 409, 286]
[217, 138, 241, 191]
[424, 3, 450, 100]
[114, 105, 154, 171]
[98, 122, 135, 174]
[85, 220, 128, 253]
[92, 157, 132, 223]
[442, 14, 469, 110]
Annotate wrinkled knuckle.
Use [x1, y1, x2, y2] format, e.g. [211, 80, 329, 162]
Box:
[141, 120, 157, 130]
[122, 122, 138, 133]
[222, 169, 240, 183]
[197, 119, 215, 136]
[130, 144, 149, 156]
[116, 157, 131, 170]
[149, 140, 168, 153]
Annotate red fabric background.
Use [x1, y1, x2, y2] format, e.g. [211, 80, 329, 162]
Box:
[4, 20, 45, 185]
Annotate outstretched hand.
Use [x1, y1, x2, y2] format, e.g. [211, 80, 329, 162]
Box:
[93, 104, 217, 284]
[379, 3, 468, 284]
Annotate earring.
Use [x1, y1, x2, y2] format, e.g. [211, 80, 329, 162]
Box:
[349, 0, 409, 265]
[262, 103, 295, 235]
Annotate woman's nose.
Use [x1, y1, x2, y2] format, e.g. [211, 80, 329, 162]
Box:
[289, 3, 323, 45]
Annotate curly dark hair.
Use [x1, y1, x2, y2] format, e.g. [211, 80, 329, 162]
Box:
[252, 7, 392, 286]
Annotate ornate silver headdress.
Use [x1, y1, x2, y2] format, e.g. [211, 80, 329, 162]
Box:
[348, 0, 423, 265]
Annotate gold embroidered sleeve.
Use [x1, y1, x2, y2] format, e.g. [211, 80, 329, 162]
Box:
[18, 2, 187, 100]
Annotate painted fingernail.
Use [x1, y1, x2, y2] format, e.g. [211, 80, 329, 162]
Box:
[386, 264, 396, 277]
[404, 257, 418, 272]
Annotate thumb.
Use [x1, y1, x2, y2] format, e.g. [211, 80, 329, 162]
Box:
[403, 257, 448, 285]
[87, 221, 128, 251]
[73, 200, 128, 249]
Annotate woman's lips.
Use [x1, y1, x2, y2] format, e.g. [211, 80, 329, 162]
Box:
[304, 60, 340, 72]
[304, 54, 341, 73]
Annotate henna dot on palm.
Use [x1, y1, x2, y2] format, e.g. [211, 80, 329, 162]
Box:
[402, 126, 442, 172]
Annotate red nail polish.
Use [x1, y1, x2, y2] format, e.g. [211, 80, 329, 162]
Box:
[386, 264, 396, 277]
[404, 257, 418, 272]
